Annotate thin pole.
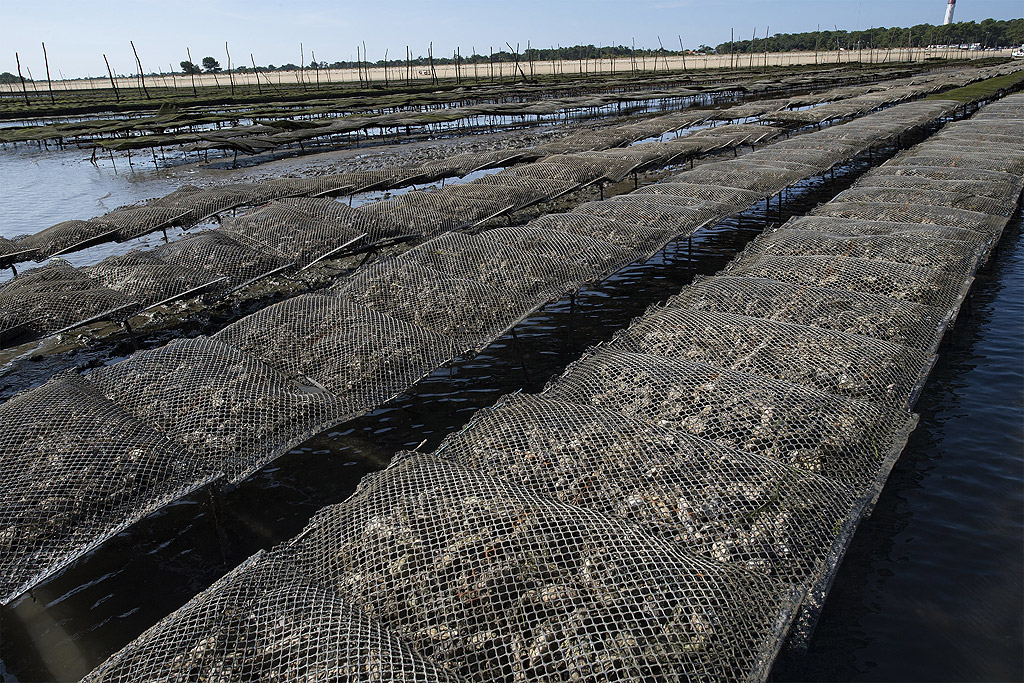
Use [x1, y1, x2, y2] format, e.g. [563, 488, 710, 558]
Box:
[130, 40, 150, 98]
[186, 47, 197, 96]
[42, 42, 55, 104]
[15, 52, 29, 105]
[406, 46, 411, 85]
[363, 41, 369, 85]
[749, 28, 756, 69]
[102, 53, 119, 102]
[679, 35, 686, 71]
[250, 53, 262, 94]
[225, 42, 235, 95]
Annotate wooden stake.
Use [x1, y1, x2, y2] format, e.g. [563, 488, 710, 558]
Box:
[225, 42, 235, 95]
[186, 47, 197, 96]
[428, 42, 437, 85]
[130, 40, 150, 98]
[679, 35, 686, 72]
[406, 45, 411, 85]
[103, 53, 119, 102]
[250, 53, 262, 94]
[15, 52, 29, 105]
[42, 42, 55, 104]
[363, 41, 369, 85]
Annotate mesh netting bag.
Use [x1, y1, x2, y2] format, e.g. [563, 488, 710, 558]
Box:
[83, 549, 463, 683]
[851, 172, 1024, 201]
[572, 199, 716, 235]
[542, 349, 915, 492]
[398, 231, 591, 303]
[632, 182, 762, 209]
[831, 187, 1011, 218]
[151, 230, 289, 289]
[507, 160, 605, 185]
[524, 212, 667, 253]
[335, 260, 522, 346]
[0, 372, 214, 605]
[100, 206, 192, 241]
[213, 294, 452, 409]
[85, 251, 216, 305]
[471, 174, 576, 204]
[433, 393, 857, 584]
[723, 253, 969, 309]
[809, 202, 1008, 236]
[609, 306, 933, 408]
[779, 215, 991, 244]
[222, 199, 386, 267]
[667, 276, 949, 351]
[0, 260, 132, 342]
[87, 336, 348, 482]
[14, 220, 118, 261]
[287, 452, 797, 682]
[740, 227, 984, 275]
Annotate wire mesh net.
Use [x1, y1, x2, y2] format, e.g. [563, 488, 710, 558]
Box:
[667, 275, 949, 351]
[287, 452, 798, 682]
[151, 230, 290, 289]
[608, 306, 933, 409]
[542, 349, 916, 492]
[433, 393, 857, 584]
[810, 201, 1008, 235]
[86, 336, 348, 483]
[213, 294, 451, 411]
[0, 372, 214, 604]
[82, 549, 464, 683]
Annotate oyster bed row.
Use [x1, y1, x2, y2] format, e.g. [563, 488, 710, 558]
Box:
[0, 95, 961, 609]
[80, 94, 1024, 681]
[3, 62, 1014, 272]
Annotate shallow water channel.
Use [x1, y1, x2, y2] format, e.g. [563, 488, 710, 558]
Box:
[0, 123, 1021, 681]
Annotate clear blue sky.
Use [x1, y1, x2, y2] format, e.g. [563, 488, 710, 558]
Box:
[4, 0, 1022, 79]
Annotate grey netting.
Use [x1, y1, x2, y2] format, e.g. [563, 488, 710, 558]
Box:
[508, 159, 605, 184]
[83, 549, 463, 683]
[85, 252, 216, 305]
[851, 173, 1024, 201]
[434, 393, 857, 584]
[358, 196, 465, 238]
[471, 174, 577, 202]
[724, 253, 968, 309]
[336, 260, 519, 344]
[100, 206, 192, 241]
[0, 260, 132, 342]
[779, 215, 992, 244]
[609, 306, 933, 409]
[543, 349, 915, 492]
[151, 230, 289, 288]
[891, 151, 1024, 174]
[740, 227, 984, 274]
[213, 294, 451, 410]
[525, 212, 667, 252]
[572, 198, 717, 234]
[632, 182, 763, 208]
[831, 187, 1012, 217]
[15, 220, 119, 261]
[221, 199, 389, 267]
[810, 202, 1008, 235]
[865, 164, 1024, 185]
[267, 174, 358, 197]
[667, 276, 949, 351]
[86, 336, 347, 483]
[0, 372, 214, 605]
[288, 452, 797, 682]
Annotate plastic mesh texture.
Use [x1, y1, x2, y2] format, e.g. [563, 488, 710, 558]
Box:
[83, 549, 464, 683]
[434, 394, 856, 584]
[542, 349, 914, 492]
[609, 307, 933, 409]
[150, 230, 289, 289]
[86, 337, 348, 483]
[287, 453, 797, 682]
[0, 261, 132, 342]
[222, 199, 392, 266]
[97, 546, 454, 678]
[778, 215, 993, 244]
[741, 226, 984, 273]
[668, 275, 949, 351]
[213, 295, 452, 410]
[0, 372, 212, 605]
[0, 94, 979, 610]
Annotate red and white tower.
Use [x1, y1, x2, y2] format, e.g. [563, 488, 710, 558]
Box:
[944, 0, 957, 25]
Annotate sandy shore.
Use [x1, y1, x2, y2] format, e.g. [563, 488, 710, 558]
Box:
[2, 48, 1014, 94]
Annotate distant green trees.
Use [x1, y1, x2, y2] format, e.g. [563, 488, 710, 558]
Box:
[201, 57, 221, 72]
[715, 18, 1024, 54]
[179, 60, 201, 74]
[0, 71, 20, 84]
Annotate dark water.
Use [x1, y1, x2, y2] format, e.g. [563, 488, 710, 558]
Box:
[2, 136, 1021, 681]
